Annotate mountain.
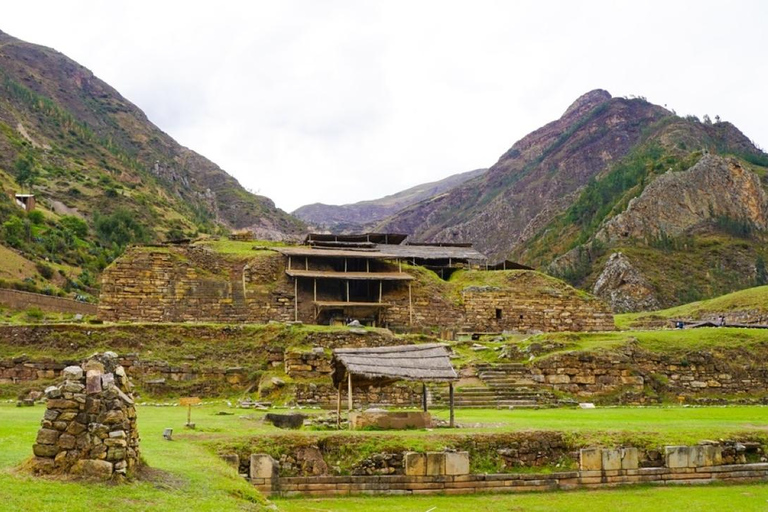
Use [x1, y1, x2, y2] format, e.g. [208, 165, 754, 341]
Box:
[0, 29, 304, 298]
[293, 167, 487, 232]
[377, 89, 768, 310]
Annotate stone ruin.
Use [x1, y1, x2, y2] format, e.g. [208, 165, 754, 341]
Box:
[30, 351, 140, 480]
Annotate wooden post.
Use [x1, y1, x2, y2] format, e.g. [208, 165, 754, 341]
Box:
[346, 281, 350, 302]
[347, 372, 353, 412]
[379, 281, 383, 303]
[449, 382, 455, 428]
[294, 279, 298, 321]
[422, 383, 428, 412]
[288, 256, 292, 270]
[313, 278, 317, 302]
[408, 282, 413, 326]
[336, 380, 342, 429]
[305, 257, 308, 270]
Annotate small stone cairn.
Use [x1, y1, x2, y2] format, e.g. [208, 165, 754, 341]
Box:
[30, 351, 140, 480]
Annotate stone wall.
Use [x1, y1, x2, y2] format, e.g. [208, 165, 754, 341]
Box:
[528, 344, 768, 400]
[249, 443, 768, 497]
[98, 246, 294, 323]
[30, 352, 140, 480]
[0, 289, 96, 315]
[98, 246, 615, 332]
[294, 382, 426, 408]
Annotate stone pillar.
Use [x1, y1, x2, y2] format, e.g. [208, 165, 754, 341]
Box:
[250, 454, 279, 495]
[30, 352, 140, 480]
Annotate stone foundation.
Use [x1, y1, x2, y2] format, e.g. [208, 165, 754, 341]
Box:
[250, 445, 768, 497]
[30, 352, 140, 480]
[349, 411, 432, 430]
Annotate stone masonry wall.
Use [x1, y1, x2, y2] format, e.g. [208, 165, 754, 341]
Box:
[98, 247, 614, 333]
[98, 246, 294, 323]
[30, 352, 140, 480]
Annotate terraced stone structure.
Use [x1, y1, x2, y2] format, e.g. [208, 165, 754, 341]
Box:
[98, 242, 614, 332]
[30, 352, 140, 480]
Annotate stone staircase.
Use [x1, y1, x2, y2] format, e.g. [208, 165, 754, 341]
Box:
[452, 363, 555, 409]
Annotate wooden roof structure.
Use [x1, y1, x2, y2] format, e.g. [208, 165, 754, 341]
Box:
[275, 244, 487, 261]
[331, 343, 458, 387]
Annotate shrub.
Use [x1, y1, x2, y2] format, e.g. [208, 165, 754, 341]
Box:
[59, 215, 88, 238]
[27, 210, 45, 225]
[35, 262, 54, 279]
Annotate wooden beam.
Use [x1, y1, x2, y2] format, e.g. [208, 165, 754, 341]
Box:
[422, 383, 428, 412]
[336, 380, 342, 429]
[449, 382, 455, 428]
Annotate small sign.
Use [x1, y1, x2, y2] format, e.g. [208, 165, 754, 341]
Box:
[179, 397, 201, 406]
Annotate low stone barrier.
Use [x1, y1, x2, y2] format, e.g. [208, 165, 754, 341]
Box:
[250, 446, 768, 497]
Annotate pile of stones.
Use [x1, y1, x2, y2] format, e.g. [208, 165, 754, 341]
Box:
[30, 352, 140, 480]
[351, 452, 404, 475]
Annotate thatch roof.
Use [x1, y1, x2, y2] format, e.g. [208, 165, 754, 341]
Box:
[331, 343, 458, 387]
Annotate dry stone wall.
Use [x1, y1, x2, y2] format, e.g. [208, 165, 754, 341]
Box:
[30, 352, 140, 480]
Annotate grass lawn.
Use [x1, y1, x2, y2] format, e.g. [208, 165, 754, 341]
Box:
[2, 403, 768, 511]
[274, 484, 768, 512]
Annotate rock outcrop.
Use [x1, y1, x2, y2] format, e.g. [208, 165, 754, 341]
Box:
[30, 352, 140, 480]
[592, 252, 660, 313]
[598, 155, 768, 242]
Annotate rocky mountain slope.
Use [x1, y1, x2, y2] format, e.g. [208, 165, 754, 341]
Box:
[0, 29, 304, 298]
[377, 90, 768, 310]
[293, 167, 486, 232]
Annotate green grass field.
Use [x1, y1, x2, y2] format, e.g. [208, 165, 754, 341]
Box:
[3, 403, 768, 511]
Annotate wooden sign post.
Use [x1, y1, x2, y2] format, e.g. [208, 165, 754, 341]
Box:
[179, 396, 201, 428]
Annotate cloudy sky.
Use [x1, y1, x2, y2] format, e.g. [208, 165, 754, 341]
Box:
[3, 1, 767, 212]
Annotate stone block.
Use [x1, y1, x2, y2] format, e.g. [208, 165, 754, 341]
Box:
[33, 443, 59, 457]
[426, 452, 446, 476]
[445, 452, 470, 475]
[404, 452, 427, 476]
[62, 366, 84, 380]
[621, 447, 639, 470]
[602, 449, 622, 471]
[250, 453, 278, 480]
[71, 459, 113, 480]
[36, 428, 60, 445]
[692, 445, 722, 468]
[580, 448, 602, 471]
[666, 446, 692, 468]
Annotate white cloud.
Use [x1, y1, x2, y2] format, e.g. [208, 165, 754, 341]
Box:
[3, 0, 767, 211]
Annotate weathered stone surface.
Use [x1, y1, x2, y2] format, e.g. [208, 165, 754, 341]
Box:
[264, 413, 306, 429]
[405, 452, 427, 476]
[692, 445, 722, 467]
[250, 454, 278, 480]
[426, 452, 446, 476]
[592, 252, 660, 313]
[349, 411, 431, 430]
[621, 447, 639, 469]
[580, 448, 602, 471]
[33, 443, 59, 457]
[58, 433, 76, 450]
[666, 446, 691, 468]
[46, 399, 79, 410]
[36, 428, 60, 445]
[71, 459, 113, 480]
[62, 366, 83, 380]
[602, 449, 622, 471]
[86, 369, 103, 394]
[445, 452, 470, 475]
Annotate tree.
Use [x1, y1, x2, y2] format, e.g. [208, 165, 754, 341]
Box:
[13, 153, 38, 192]
[94, 209, 149, 247]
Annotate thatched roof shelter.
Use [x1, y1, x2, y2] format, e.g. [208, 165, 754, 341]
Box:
[331, 343, 458, 387]
[331, 343, 459, 428]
